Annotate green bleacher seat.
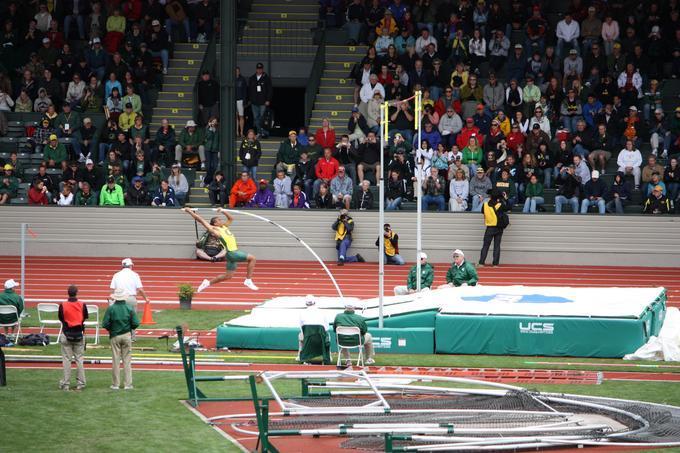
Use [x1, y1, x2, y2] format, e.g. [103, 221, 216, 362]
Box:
[9, 197, 27, 205]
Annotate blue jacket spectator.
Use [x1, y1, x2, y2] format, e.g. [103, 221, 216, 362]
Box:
[152, 182, 177, 207]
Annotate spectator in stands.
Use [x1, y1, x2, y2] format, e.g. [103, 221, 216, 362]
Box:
[44, 134, 68, 170]
[30, 119, 54, 155]
[290, 184, 310, 209]
[0, 279, 23, 337]
[0, 164, 18, 205]
[332, 210, 364, 266]
[449, 169, 469, 212]
[0, 85, 15, 112]
[356, 131, 381, 184]
[664, 158, 680, 205]
[314, 147, 339, 197]
[152, 119, 175, 167]
[111, 164, 129, 192]
[606, 172, 631, 214]
[197, 71, 219, 126]
[75, 181, 98, 206]
[106, 88, 124, 122]
[315, 118, 336, 150]
[125, 176, 150, 206]
[353, 179, 374, 210]
[248, 178, 275, 209]
[422, 166, 446, 211]
[203, 117, 220, 185]
[175, 120, 205, 169]
[470, 167, 492, 212]
[61, 161, 82, 194]
[580, 170, 608, 214]
[376, 223, 404, 265]
[394, 252, 433, 295]
[167, 164, 188, 205]
[146, 19, 170, 74]
[123, 85, 143, 115]
[78, 118, 97, 163]
[119, 103, 137, 132]
[645, 172, 666, 198]
[233, 66, 248, 137]
[642, 155, 665, 195]
[33, 164, 56, 199]
[33, 88, 52, 113]
[642, 185, 671, 214]
[203, 170, 227, 207]
[649, 108, 670, 159]
[14, 89, 32, 113]
[100, 175, 125, 206]
[461, 134, 483, 175]
[229, 171, 256, 208]
[273, 169, 292, 209]
[439, 106, 463, 149]
[248, 63, 272, 138]
[151, 179, 176, 208]
[103, 288, 139, 390]
[494, 168, 517, 207]
[85, 38, 107, 80]
[234, 129, 261, 181]
[522, 173, 544, 213]
[56, 183, 75, 206]
[6, 152, 24, 183]
[617, 139, 643, 189]
[293, 150, 315, 200]
[588, 123, 614, 175]
[572, 154, 590, 186]
[81, 159, 102, 195]
[28, 179, 49, 205]
[275, 130, 301, 177]
[314, 182, 333, 208]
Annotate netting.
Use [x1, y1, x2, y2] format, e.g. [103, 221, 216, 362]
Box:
[215, 373, 680, 451]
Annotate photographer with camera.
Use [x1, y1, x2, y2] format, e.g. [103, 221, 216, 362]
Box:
[375, 223, 405, 265]
[332, 209, 365, 266]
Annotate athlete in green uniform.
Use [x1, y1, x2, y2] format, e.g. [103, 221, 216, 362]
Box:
[182, 208, 259, 292]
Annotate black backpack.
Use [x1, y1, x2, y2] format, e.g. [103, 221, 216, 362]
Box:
[18, 333, 50, 346]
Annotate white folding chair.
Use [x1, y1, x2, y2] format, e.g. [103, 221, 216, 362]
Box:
[84, 304, 100, 344]
[37, 303, 62, 342]
[0, 305, 22, 341]
[335, 326, 364, 367]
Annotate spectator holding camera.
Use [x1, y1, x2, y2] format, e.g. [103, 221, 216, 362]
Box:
[376, 223, 404, 265]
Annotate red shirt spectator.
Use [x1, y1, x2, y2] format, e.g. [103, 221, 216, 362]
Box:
[315, 149, 340, 180]
[28, 181, 49, 205]
[314, 119, 336, 149]
[506, 127, 526, 155]
[457, 119, 484, 148]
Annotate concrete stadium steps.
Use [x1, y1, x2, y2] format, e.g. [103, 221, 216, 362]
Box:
[239, 1, 318, 59]
[149, 43, 207, 132]
[308, 45, 368, 130]
[1, 207, 680, 267]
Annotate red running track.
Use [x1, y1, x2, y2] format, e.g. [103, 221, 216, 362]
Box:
[0, 256, 677, 311]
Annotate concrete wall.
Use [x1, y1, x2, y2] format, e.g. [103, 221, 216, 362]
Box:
[2, 207, 680, 266]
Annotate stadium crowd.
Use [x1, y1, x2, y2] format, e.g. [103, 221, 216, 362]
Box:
[245, 0, 679, 214]
[0, 0, 220, 207]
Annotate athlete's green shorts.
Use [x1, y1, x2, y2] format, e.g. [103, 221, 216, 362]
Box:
[226, 250, 248, 271]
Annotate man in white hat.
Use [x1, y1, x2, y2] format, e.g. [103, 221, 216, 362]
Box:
[439, 250, 478, 288]
[0, 279, 23, 336]
[394, 252, 434, 295]
[110, 258, 149, 340]
[175, 120, 206, 169]
[333, 302, 375, 366]
[296, 295, 331, 361]
[102, 288, 139, 390]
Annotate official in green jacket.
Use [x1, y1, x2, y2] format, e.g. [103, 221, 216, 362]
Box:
[44, 135, 69, 170]
[99, 176, 125, 206]
[0, 279, 24, 335]
[275, 130, 302, 176]
[102, 288, 140, 390]
[440, 249, 478, 288]
[394, 252, 434, 295]
[333, 303, 375, 365]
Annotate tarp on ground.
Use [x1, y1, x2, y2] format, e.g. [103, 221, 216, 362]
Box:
[624, 307, 680, 361]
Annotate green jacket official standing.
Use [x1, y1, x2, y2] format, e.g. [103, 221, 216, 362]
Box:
[102, 288, 140, 390]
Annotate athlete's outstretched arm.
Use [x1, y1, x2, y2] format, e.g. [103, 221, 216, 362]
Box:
[182, 208, 215, 233]
[217, 207, 234, 226]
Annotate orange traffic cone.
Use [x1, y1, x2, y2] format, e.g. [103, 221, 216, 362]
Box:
[141, 300, 155, 325]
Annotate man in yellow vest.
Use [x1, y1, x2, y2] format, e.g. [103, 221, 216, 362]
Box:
[479, 189, 509, 267]
[374, 223, 405, 265]
[183, 208, 259, 292]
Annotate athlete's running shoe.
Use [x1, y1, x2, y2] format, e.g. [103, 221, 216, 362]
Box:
[244, 279, 259, 291]
[197, 279, 211, 293]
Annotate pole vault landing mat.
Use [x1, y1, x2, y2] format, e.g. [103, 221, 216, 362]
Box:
[217, 286, 666, 358]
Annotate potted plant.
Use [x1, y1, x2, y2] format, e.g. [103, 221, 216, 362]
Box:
[178, 283, 195, 310]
